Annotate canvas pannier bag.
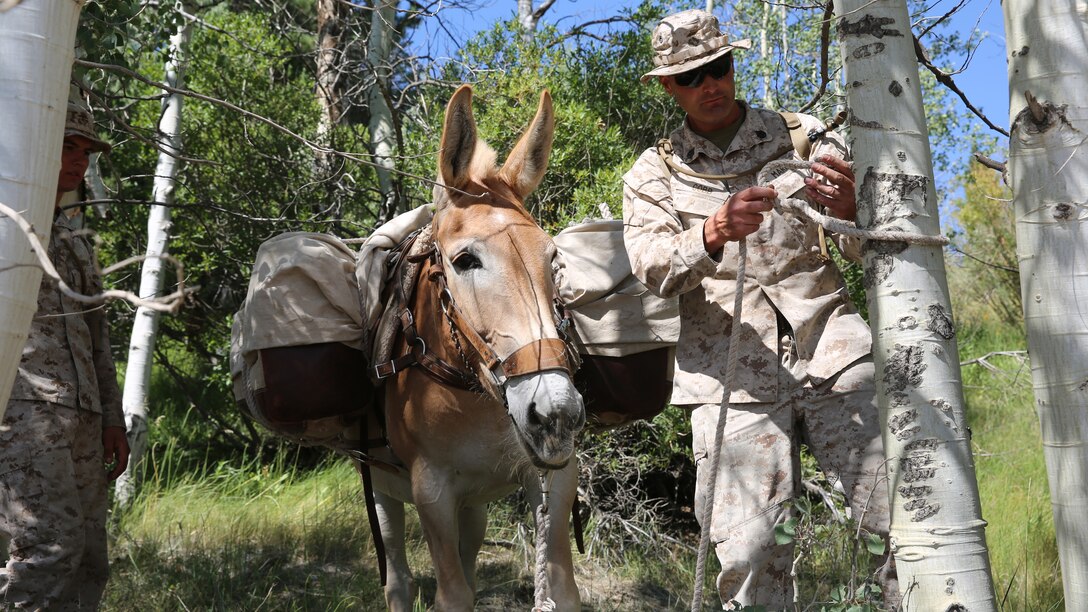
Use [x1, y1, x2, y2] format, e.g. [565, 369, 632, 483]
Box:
[230, 206, 433, 449]
[230, 232, 372, 448]
[554, 218, 680, 427]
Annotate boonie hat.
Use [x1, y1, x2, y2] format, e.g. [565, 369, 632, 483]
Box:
[640, 9, 751, 84]
[64, 96, 111, 153]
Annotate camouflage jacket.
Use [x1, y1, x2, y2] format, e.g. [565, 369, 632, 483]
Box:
[8, 211, 125, 429]
[622, 103, 872, 404]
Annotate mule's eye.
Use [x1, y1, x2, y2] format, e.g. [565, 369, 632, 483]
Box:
[451, 252, 482, 272]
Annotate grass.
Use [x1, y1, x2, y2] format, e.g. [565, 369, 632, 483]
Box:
[106, 450, 386, 610]
[102, 320, 1064, 610]
[957, 324, 1064, 610]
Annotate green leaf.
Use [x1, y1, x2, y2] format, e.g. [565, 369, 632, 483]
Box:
[855, 582, 880, 599]
[773, 517, 798, 545]
[864, 533, 887, 556]
[830, 584, 849, 602]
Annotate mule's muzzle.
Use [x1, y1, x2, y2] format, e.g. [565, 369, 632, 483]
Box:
[505, 371, 585, 469]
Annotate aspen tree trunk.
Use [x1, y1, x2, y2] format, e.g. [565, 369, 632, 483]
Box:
[1003, 2, 1088, 608]
[832, 1, 997, 609]
[760, 3, 773, 108]
[516, 0, 554, 44]
[115, 20, 191, 506]
[315, 0, 343, 219]
[368, 0, 399, 221]
[0, 1, 84, 420]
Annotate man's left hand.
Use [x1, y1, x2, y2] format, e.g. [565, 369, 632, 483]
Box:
[103, 426, 130, 481]
[804, 154, 856, 221]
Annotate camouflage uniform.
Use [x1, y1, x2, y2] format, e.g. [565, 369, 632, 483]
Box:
[0, 211, 124, 610]
[623, 106, 894, 609]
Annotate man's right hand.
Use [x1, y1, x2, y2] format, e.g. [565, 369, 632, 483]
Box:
[702, 185, 777, 254]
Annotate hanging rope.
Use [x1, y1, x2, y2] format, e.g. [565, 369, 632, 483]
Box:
[689, 159, 947, 611]
[533, 470, 557, 612]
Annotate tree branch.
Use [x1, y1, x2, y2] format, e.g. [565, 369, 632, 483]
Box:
[913, 34, 1010, 138]
[798, 1, 835, 114]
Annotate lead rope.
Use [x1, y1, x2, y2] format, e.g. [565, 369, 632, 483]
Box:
[533, 470, 557, 612]
[689, 159, 947, 611]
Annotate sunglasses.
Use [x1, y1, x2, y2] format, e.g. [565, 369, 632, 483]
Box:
[673, 54, 734, 88]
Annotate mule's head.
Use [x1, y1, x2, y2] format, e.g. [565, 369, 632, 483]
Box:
[431, 85, 585, 469]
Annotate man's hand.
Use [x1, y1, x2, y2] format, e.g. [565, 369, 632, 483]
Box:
[703, 185, 777, 253]
[103, 426, 130, 481]
[804, 155, 856, 220]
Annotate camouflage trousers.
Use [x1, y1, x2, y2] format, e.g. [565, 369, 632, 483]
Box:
[0, 401, 109, 611]
[686, 335, 896, 610]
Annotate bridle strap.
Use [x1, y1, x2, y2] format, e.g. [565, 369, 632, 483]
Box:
[501, 338, 573, 378]
[374, 231, 578, 390]
[372, 241, 477, 390]
[433, 256, 576, 385]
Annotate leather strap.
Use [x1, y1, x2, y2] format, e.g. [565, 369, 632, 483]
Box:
[373, 230, 578, 390]
[501, 338, 573, 378]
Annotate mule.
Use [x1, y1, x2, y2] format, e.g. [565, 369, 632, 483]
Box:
[369, 85, 585, 612]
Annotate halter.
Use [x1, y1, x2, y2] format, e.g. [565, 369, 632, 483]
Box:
[372, 227, 580, 392]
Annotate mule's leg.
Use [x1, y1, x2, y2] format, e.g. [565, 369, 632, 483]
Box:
[457, 504, 488, 595]
[374, 490, 417, 612]
[523, 461, 581, 609]
[414, 480, 476, 611]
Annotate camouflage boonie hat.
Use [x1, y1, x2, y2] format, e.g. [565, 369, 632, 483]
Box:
[640, 9, 751, 84]
[64, 95, 111, 153]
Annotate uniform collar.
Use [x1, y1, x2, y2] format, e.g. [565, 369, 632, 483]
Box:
[670, 101, 777, 163]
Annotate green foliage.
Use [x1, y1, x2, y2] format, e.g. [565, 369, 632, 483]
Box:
[947, 158, 1022, 328]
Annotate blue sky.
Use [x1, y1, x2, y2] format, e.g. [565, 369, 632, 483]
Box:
[426, 0, 1012, 137]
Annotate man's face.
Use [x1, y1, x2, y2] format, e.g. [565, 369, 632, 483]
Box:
[58, 135, 94, 195]
[659, 54, 740, 133]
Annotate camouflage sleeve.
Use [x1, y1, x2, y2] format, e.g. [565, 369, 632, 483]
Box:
[86, 260, 125, 431]
[621, 149, 719, 299]
[807, 117, 862, 262]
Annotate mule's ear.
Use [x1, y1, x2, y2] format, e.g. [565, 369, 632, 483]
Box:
[439, 85, 478, 192]
[500, 90, 554, 199]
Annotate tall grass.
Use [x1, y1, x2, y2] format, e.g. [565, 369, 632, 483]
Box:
[106, 444, 387, 610]
[957, 324, 1063, 610]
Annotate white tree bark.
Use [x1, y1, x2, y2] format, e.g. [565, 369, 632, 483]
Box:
[0, 1, 84, 420]
[760, 2, 773, 108]
[368, 0, 399, 221]
[1003, 2, 1088, 608]
[832, 1, 997, 609]
[516, 0, 555, 44]
[314, 0, 343, 205]
[115, 20, 191, 506]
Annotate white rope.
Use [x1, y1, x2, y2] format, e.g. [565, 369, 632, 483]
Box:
[0, 202, 190, 312]
[532, 470, 557, 612]
[689, 159, 947, 611]
[691, 238, 746, 612]
[760, 160, 950, 247]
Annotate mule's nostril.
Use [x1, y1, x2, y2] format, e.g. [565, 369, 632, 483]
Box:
[526, 402, 542, 426]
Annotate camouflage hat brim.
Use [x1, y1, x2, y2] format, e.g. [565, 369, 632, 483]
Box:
[64, 129, 112, 153]
[640, 38, 751, 84]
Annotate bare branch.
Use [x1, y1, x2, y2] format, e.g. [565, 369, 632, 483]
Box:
[0, 201, 191, 313]
[948, 244, 1019, 274]
[798, 1, 835, 114]
[75, 59, 486, 199]
[972, 152, 1009, 186]
[913, 34, 1010, 137]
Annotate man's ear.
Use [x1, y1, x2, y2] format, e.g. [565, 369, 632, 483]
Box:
[658, 75, 673, 96]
